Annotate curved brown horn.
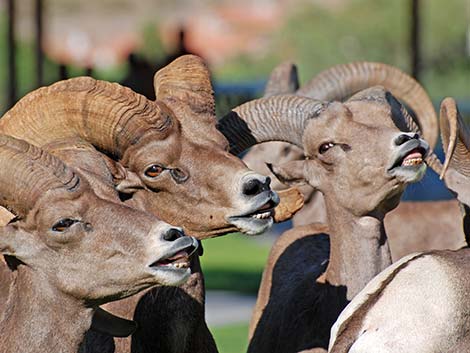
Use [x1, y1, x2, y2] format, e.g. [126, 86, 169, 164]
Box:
[0, 77, 172, 160]
[217, 95, 326, 155]
[154, 55, 216, 124]
[264, 61, 300, 97]
[0, 135, 80, 217]
[439, 97, 470, 179]
[297, 62, 438, 148]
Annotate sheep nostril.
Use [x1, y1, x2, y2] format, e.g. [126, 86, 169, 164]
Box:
[243, 177, 271, 196]
[163, 228, 184, 241]
[265, 176, 271, 188]
[243, 179, 261, 196]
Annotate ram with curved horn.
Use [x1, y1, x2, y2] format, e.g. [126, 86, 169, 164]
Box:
[243, 61, 465, 262]
[0, 55, 287, 239]
[329, 98, 470, 353]
[218, 75, 436, 351]
[0, 55, 303, 353]
[0, 134, 199, 353]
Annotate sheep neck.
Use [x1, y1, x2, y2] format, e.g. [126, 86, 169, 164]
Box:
[0, 266, 93, 353]
[323, 197, 392, 300]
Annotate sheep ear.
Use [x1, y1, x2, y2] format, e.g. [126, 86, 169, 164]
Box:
[115, 171, 146, 194]
[0, 225, 38, 261]
[103, 158, 145, 194]
[267, 161, 307, 187]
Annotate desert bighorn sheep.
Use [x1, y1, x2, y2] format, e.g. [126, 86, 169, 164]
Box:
[243, 61, 465, 260]
[0, 134, 198, 353]
[0, 55, 302, 353]
[0, 55, 282, 239]
[217, 79, 435, 352]
[328, 98, 470, 353]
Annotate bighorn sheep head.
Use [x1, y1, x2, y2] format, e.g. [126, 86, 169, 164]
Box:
[0, 135, 199, 301]
[0, 55, 288, 238]
[297, 61, 438, 149]
[219, 85, 430, 216]
[243, 61, 439, 204]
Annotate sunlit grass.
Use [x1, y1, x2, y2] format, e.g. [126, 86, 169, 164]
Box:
[211, 323, 250, 353]
[200, 233, 272, 294]
[201, 235, 271, 351]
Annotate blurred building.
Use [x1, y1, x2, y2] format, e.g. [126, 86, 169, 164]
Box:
[2, 0, 316, 69]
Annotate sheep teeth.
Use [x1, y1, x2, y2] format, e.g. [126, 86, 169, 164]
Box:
[252, 211, 273, 220]
[402, 157, 423, 167]
[171, 262, 189, 269]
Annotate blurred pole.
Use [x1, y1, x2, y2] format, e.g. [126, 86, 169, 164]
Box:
[7, 0, 17, 109]
[85, 67, 93, 77]
[35, 0, 44, 87]
[410, 0, 422, 81]
[59, 64, 68, 80]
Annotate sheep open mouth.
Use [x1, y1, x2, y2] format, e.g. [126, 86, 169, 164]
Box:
[402, 151, 423, 167]
[244, 199, 276, 220]
[390, 147, 427, 170]
[228, 194, 279, 235]
[150, 246, 196, 270]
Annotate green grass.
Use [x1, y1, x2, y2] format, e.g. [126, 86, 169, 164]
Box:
[211, 323, 250, 353]
[200, 233, 272, 294]
[200, 235, 271, 352]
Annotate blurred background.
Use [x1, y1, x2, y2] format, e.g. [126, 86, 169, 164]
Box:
[1, 0, 469, 352]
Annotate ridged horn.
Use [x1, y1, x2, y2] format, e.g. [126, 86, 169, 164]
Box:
[217, 95, 327, 155]
[154, 55, 216, 124]
[297, 62, 438, 148]
[264, 61, 300, 97]
[0, 135, 80, 217]
[0, 77, 172, 160]
[439, 98, 470, 179]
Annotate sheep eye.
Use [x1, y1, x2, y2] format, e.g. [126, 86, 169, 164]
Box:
[145, 165, 164, 178]
[319, 142, 335, 154]
[52, 218, 78, 232]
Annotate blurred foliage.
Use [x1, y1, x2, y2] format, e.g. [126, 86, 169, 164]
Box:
[0, 11, 127, 114]
[211, 323, 249, 353]
[139, 21, 166, 63]
[214, 0, 469, 99]
[201, 233, 271, 294]
[0, 0, 468, 112]
[421, 0, 469, 98]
